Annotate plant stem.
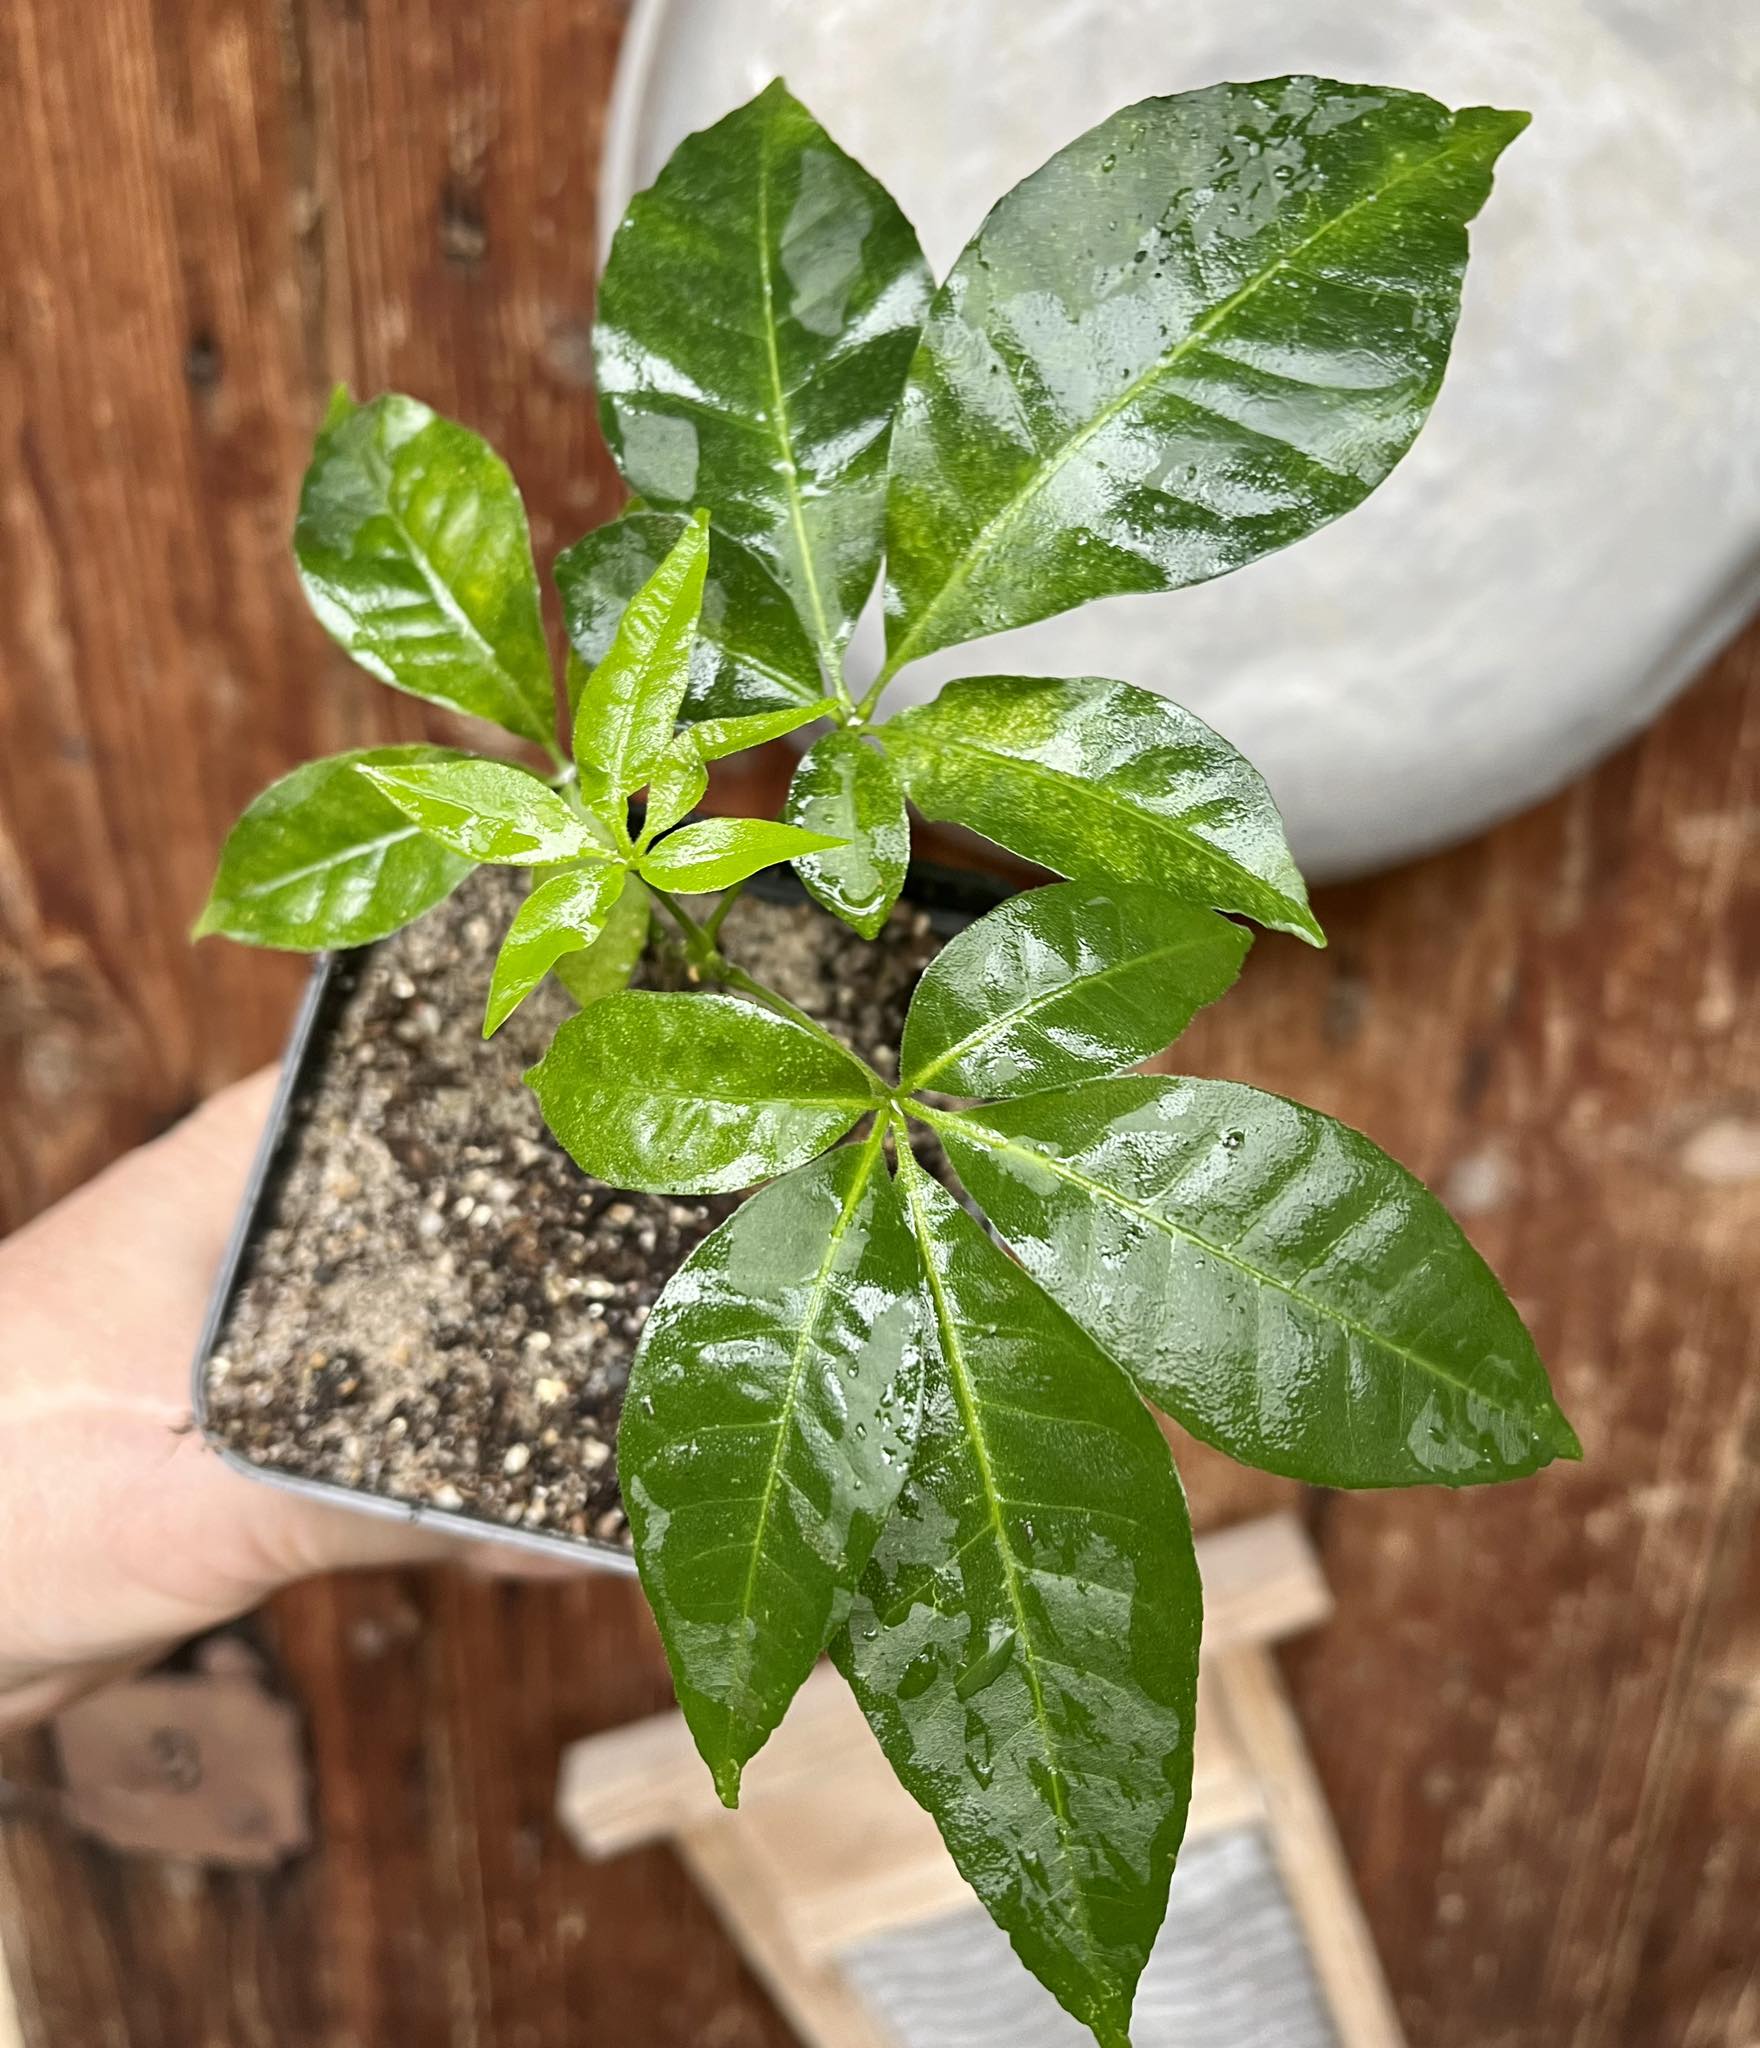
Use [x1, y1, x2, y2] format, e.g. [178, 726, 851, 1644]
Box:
[702, 879, 745, 943]
[647, 887, 887, 1087]
[854, 650, 904, 723]
[651, 887, 717, 968]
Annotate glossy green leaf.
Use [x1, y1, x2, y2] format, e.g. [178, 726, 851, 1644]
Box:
[687, 702, 827, 759]
[572, 511, 710, 809]
[484, 864, 628, 1036]
[835, 1145, 1200, 2048]
[554, 874, 651, 1009]
[622, 1134, 924, 1804]
[901, 881, 1248, 1099]
[596, 80, 932, 661]
[357, 758, 605, 866]
[294, 390, 555, 745]
[558, 509, 824, 720]
[881, 80, 1526, 670]
[526, 991, 879, 1194]
[884, 675, 1321, 944]
[640, 817, 843, 894]
[194, 746, 474, 950]
[642, 734, 710, 840]
[933, 1078, 1580, 1488]
[782, 732, 909, 940]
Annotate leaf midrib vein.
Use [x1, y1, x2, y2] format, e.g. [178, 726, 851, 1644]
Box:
[756, 124, 839, 672]
[905, 932, 1218, 1091]
[888, 126, 1486, 673]
[358, 433, 544, 740]
[899, 727, 1281, 911]
[937, 1108, 1530, 1417]
[898, 1157, 1110, 1991]
[721, 1134, 887, 1749]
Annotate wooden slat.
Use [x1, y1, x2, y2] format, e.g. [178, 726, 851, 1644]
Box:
[1213, 1647, 1406, 2048]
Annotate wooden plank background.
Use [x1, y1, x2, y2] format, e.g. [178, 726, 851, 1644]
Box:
[1, 2, 1754, 2042]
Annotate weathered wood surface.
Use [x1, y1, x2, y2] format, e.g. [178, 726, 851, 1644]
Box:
[0, 1, 1755, 2042]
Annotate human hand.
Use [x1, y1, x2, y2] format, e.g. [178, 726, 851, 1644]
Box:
[0, 1071, 543, 1734]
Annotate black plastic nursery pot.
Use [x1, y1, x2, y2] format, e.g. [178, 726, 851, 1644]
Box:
[192, 854, 1012, 1574]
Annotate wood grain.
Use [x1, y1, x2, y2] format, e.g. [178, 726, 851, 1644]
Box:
[1, 1, 1756, 2042]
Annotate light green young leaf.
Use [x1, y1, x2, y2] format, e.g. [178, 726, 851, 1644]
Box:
[931, 1078, 1581, 1488]
[882, 81, 1527, 671]
[639, 817, 843, 894]
[901, 882, 1248, 1098]
[555, 874, 652, 1009]
[782, 732, 909, 940]
[595, 79, 932, 662]
[358, 758, 607, 866]
[484, 864, 629, 1037]
[194, 746, 475, 950]
[573, 511, 710, 809]
[883, 675, 1321, 944]
[294, 390, 556, 745]
[621, 1133, 924, 1806]
[642, 733, 710, 840]
[835, 1145, 1200, 2048]
[557, 509, 824, 720]
[687, 702, 826, 759]
[526, 991, 879, 1194]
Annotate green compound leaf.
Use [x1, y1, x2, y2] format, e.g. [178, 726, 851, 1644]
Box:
[554, 874, 651, 1009]
[622, 1133, 925, 1805]
[596, 79, 932, 662]
[295, 390, 556, 746]
[640, 817, 843, 893]
[900, 881, 1248, 1099]
[884, 675, 1321, 945]
[882, 80, 1526, 670]
[526, 991, 879, 1194]
[835, 1144, 1201, 2048]
[557, 509, 824, 720]
[484, 864, 629, 1037]
[783, 731, 910, 940]
[194, 746, 475, 950]
[572, 511, 710, 810]
[357, 758, 607, 866]
[934, 1078, 1581, 1488]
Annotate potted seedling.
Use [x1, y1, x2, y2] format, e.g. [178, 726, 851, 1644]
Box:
[195, 77, 1577, 2045]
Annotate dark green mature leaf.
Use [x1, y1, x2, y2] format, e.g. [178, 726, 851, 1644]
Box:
[640, 817, 842, 893]
[622, 1134, 924, 1805]
[555, 874, 651, 1009]
[573, 512, 710, 809]
[295, 390, 556, 745]
[357, 758, 606, 866]
[557, 509, 824, 719]
[526, 991, 879, 1194]
[596, 80, 932, 661]
[783, 732, 910, 940]
[881, 80, 1526, 670]
[933, 1078, 1580, 1488]
[485, 865, 628, 1036]
[836, 1145, 1200, 2048]
[900, 882, 1248, 1099]
[884, 675, 1321, 944]
[195, 746, 475, 950]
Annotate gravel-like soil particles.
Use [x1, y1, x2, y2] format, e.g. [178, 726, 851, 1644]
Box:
[203, 868, 947, 1551]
